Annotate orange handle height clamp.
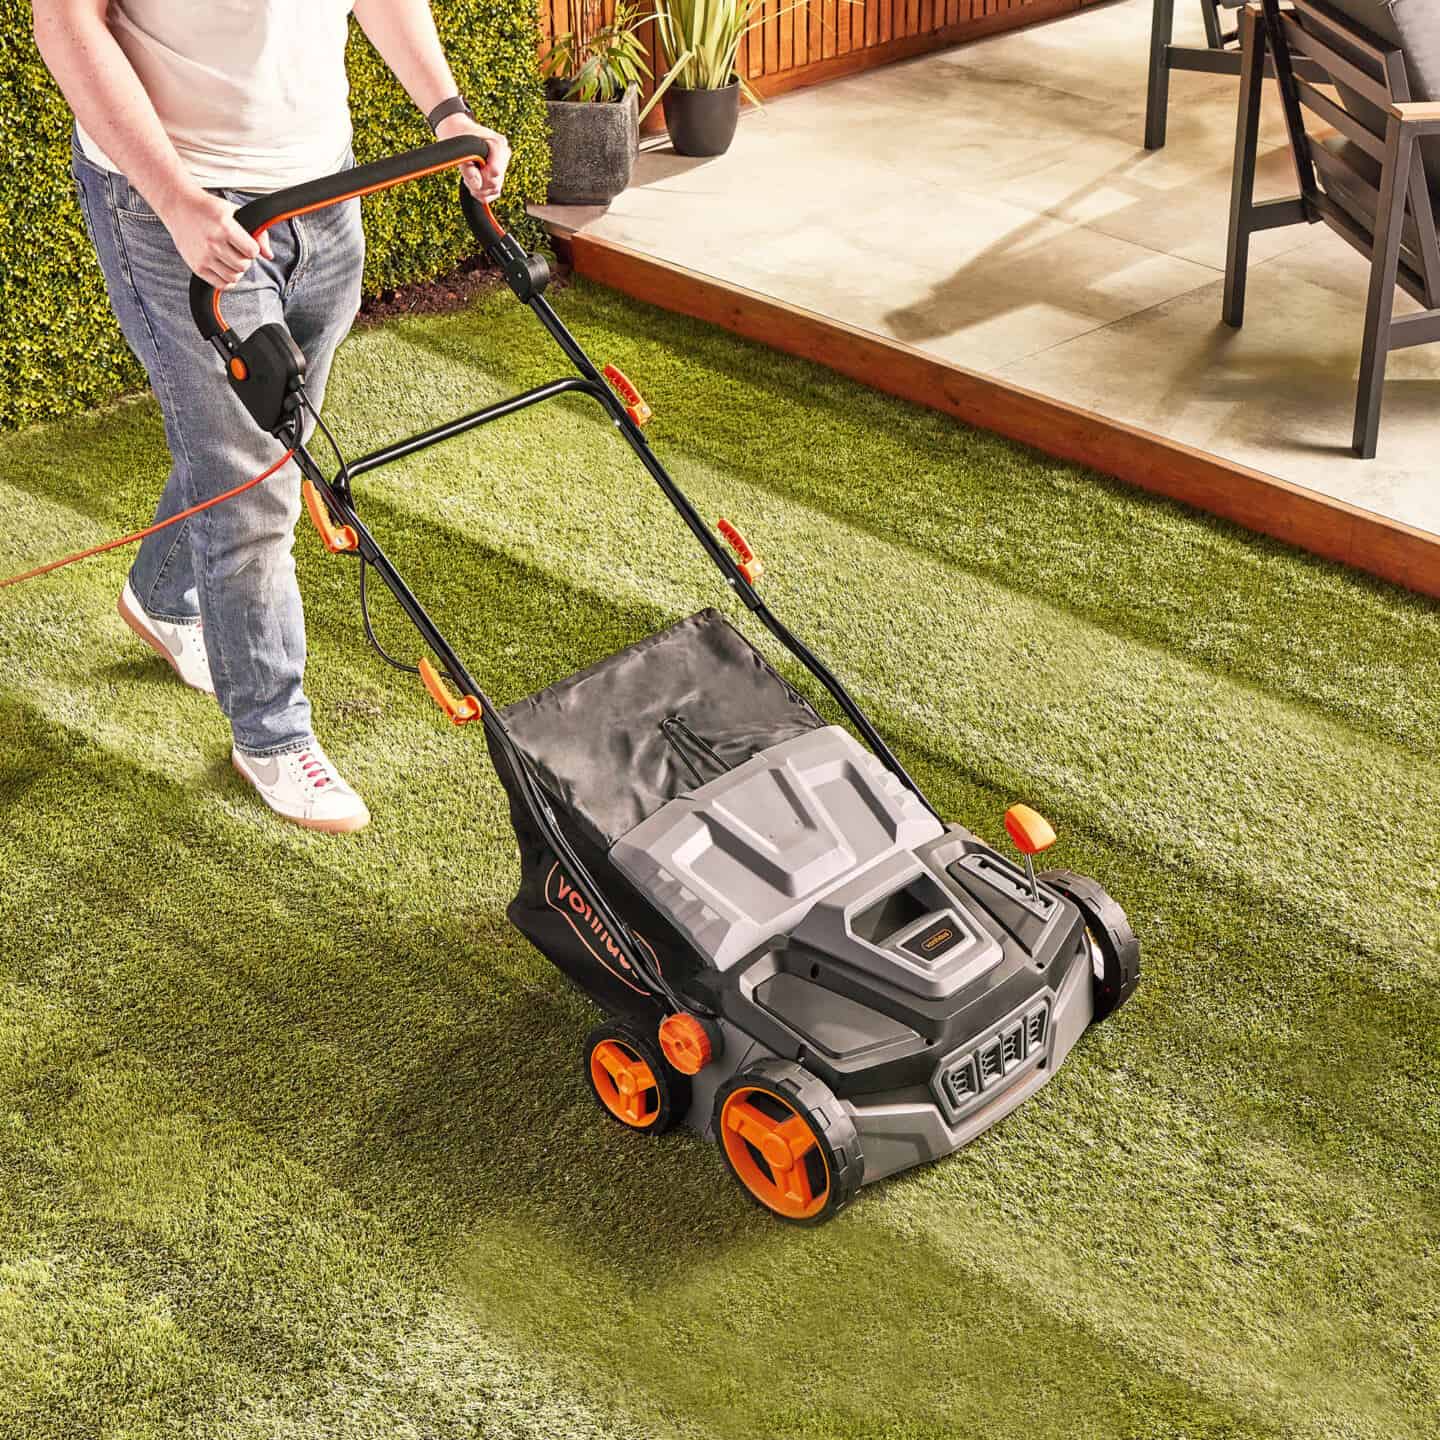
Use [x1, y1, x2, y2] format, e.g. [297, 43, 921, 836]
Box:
[301, 480, 358, 554]
[419, 657, 482, 725]
[602, 364, 652, 427]
[717, 518, 764, 585]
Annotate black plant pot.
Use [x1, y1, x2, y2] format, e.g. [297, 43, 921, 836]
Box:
[663, 81, 741, 158]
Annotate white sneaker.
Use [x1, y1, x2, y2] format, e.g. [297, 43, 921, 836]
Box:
[232, 742, 371, 834]
[118, 580, 215, 695]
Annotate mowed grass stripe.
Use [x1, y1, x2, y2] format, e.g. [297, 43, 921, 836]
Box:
[282, 333, 1440, 976]
[0, 667, 1433, 1433]
[6, 436, 1435, 992]
[6, 280, 1438, 758]
[368, 282, 1440, 757]
[2, 697, 1404, 1440]
[0, 280, 1436, 1438]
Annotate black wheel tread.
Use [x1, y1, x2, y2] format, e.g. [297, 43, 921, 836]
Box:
[714, 1059, 863, 1225]
[583, 1015, 691, 1135]
[1041, 868, 1140, 1022]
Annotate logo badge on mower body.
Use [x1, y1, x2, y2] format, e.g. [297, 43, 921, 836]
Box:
[544, 863, 659, 996]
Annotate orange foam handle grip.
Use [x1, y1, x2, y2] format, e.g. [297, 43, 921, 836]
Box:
[419, 657, 482, 725]
[301, 480, 358, 554]
[717, 518, 764, 584]
[602, 363, 652, 426]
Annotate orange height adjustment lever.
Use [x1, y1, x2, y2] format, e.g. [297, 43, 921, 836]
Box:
[418, 657, 482, 725]
[301, 480, 358, 554]
[717, 518, 764, 585]
[602, 364, 652, 426]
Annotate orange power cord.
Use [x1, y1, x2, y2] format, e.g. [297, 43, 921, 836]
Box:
[0, 448, 296, 591]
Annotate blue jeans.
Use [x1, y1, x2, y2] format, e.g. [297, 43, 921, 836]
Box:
[71, 139, 364, 756]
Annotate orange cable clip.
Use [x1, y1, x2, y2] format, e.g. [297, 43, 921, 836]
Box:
[418, 657, 482, 725]
[301, 479, 358, 554]
[717, 518, 764, 585]
[602, 363, 652, 427]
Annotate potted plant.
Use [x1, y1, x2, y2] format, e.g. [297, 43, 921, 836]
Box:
[542, 0, 652, 203]
[646, 0, 771, 157]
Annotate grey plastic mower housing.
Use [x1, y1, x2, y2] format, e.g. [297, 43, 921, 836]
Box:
[610, 724, 1096, 1185]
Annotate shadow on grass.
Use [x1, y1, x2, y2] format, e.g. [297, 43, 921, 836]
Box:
[3, 609, 1435, 1249]
[4, 297, 1439, 765]
[5, 683, 1431, 1437]
[393, 284, 1440, 754]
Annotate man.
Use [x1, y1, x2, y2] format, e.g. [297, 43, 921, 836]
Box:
[32, 0, 511, 834]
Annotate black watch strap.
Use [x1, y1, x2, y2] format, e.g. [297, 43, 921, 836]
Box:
[426, 95, 474, 134]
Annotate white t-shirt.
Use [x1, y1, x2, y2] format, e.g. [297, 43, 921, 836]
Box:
[78, 0, 355, 192]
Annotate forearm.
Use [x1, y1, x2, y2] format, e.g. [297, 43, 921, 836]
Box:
[353, 0, 459, 116]
[31, 0, 198, 216]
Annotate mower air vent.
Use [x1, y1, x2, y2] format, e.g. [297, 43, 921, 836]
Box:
[1001, 1024, 1024, 1071]
[932, 998, 1054, 1123]
[943, 1056, 979, 1109]
[1026, 1007, 1047, 1052]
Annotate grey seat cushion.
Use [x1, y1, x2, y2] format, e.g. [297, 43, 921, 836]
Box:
[1310, 0, 1440, 187]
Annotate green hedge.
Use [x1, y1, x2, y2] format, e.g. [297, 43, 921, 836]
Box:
[0, 1, 549, 431]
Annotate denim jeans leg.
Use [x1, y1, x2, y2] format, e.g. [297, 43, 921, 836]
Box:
[130, 451, 200, 622]
[278, 195, 365, 412]
[71, 144, 364, 756]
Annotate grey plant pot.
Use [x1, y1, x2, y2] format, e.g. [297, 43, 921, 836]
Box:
[544, 84, 639, 205]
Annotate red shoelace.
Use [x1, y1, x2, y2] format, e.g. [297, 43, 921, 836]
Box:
[297, 751, 332, 789]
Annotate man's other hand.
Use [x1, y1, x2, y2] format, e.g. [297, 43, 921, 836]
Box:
[158, 185, 274, 290]
[433, 113, 510, 204]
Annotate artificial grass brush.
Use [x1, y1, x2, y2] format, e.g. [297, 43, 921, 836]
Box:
[0, 278, 1436, 1439]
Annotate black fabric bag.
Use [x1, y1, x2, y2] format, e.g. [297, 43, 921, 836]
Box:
[486, 609, 824, 1015]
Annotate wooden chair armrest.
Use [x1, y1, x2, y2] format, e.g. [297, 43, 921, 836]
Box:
[1389, 102, 1440, 131]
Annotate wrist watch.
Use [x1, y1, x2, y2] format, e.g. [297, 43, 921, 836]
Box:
[426, 95, 474, 134]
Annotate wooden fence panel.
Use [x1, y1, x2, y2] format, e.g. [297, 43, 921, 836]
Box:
[536, 0, 1093, 131]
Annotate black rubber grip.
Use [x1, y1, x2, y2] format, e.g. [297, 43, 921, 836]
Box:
[189, 137, 493, 340]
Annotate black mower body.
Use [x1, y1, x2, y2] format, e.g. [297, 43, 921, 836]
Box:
[492, 609, 1102, 1188]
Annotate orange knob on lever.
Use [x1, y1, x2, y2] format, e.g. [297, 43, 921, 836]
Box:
[602, 363, 652, 427]
[717, 518, 764, 585]
[418, 657, 482, 725]
[301, 479, 358, 554]
[1004, 803, 1057, 902]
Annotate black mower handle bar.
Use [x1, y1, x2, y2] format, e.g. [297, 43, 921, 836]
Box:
[188, 136, 501, 342]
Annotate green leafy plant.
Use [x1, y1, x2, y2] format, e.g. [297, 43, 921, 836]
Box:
[542, 0, 652, 103]
[642, 0, 794, 114]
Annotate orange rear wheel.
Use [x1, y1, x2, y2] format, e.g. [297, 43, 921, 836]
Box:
[584, 1018, 690, 1135]
[714, 1062, 862, 1225]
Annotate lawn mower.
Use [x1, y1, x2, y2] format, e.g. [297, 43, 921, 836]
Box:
[192, 138, 1141, 1225]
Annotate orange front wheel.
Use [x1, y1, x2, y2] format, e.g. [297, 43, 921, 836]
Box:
[714, 1061, 862, 1225]
[584, 1017, 691, 1135]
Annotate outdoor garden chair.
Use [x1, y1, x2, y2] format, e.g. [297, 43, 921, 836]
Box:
[1223, 0, 1440, 457]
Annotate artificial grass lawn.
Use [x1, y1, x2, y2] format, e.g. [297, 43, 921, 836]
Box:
[1, 276, 1437, 1440]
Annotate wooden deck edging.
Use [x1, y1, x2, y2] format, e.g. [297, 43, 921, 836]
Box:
[563, 232, 1440, 602]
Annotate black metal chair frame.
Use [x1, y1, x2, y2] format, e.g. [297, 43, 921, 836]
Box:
[1146, 0, 1242, 149]
[1145, 0, 1323, 150]
[1223, 0, 1440, 457]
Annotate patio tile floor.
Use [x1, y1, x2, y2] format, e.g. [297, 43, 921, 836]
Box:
[534, 0, 1440, 542]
